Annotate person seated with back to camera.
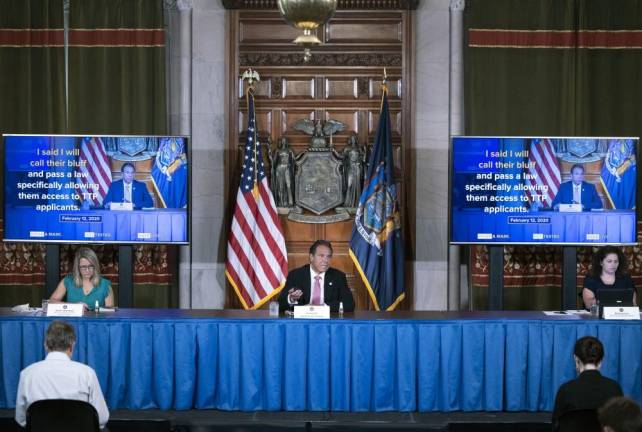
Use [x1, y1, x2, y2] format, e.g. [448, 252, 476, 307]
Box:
[552, 336, 623, 432]
[102, 162, 153, 209]
[278, 240, 355, 313]
[582, 245, 637, 310]
[551, 163, 603, 211]
[598, 397, 642, 432]
[49, 247, 114, 311]
[14, 320, 109, 429]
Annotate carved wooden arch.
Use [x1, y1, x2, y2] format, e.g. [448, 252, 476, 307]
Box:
[224, 3, 415, 310]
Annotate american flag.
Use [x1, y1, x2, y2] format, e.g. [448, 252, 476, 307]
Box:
[77, 137, 112, 206]
[526, 138, 561, 207]
[225, 88, 288, 309]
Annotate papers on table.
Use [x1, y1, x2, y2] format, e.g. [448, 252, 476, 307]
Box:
[543, 310, 588, 317]
[544, 309, 642, 320]
[565, 309, 591, 315]
[543, 310, 591, 315]
[11, 303, 34, 312]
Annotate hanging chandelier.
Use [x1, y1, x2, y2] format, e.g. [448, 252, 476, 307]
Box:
[277, 0, 337, 62]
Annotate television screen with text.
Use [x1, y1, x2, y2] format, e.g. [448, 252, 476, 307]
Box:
[3, 134, 189, 244]
[450, 136, 638, 245]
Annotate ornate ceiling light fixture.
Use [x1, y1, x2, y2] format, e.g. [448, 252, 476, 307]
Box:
[277, 0, 337, 62]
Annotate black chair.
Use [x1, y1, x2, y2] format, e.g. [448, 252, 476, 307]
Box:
[556, 408, 600, 432]
[26, 399, 99, 432]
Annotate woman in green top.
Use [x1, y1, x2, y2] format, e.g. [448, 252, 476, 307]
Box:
[50, 247, 114, 310]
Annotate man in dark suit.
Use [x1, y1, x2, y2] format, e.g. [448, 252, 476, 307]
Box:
[551, 163, 602, 211]
[551, 336, 623, 431]
[278, 240, 355, 313]
[103, 162, 154, 209]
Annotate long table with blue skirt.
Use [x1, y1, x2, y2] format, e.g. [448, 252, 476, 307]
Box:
[451, 209, 636, 243]
[0, 309, 640, 411]
[3, 208, 187, 242]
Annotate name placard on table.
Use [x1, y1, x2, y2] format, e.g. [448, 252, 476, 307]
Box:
[293, 304, 330, 319]
[558, 203, 583, 212]
[602, 306, 640, 320]
[46, 303, 84, 317]
[110, 202, 133, 211]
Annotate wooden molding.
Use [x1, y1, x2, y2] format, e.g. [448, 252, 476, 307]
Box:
[223, 0, 419, 10]
[240, 52, 402, 67]
[270, 76, 282, 98]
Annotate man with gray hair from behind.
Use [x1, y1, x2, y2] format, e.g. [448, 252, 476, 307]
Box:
[14, 320, 109, 429]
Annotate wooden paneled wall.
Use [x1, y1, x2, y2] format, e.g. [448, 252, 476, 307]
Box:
[225, 5, 415, 309]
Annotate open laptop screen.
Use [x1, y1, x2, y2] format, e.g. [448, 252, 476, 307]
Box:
[596, 288, 635, 306]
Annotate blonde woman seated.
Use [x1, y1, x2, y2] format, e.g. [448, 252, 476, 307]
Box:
[50, 247, 114, 310]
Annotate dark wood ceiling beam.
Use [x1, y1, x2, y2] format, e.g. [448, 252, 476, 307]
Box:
[223, 0, 419, 10]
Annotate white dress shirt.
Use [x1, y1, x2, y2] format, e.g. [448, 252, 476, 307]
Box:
[288, 268, 326, 305]
[124, 182, 132, 203]
[573, 183, 582, 204]
[15, 351, 109, 429]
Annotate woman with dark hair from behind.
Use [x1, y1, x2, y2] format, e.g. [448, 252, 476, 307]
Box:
[552, 336, 623, 431]
[598, 397, 642, 432]
[582, 245, 637, 309]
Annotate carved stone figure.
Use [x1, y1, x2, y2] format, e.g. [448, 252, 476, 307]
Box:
[270, 137, 295, 207]
[103, 137, 118, 152]
[310, 120, 326, 148]
[293, 119, 346, 148]
[285, 117, 352, 223]
[342, 134, 365, 208]
[555, 139, 566, 154]
[146, 137, 159, 153]
[294, 149, 344, 215]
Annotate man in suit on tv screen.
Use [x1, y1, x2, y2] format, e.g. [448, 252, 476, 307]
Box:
[551, 163, 603, 211]
[103, 162, 154, 209]
[278, 240, 355, 313]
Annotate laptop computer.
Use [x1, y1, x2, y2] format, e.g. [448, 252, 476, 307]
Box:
[596, 288, 635, 307]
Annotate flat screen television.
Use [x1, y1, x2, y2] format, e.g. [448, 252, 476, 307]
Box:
[3, 134, 189, 244]
[450, 136, 638, 245]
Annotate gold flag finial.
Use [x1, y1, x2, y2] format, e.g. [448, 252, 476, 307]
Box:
[380, 67, 388, 94]
[241, 68, 261, 90]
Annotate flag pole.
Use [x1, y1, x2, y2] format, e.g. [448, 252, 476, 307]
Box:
[380, 67, 388, 105]
[348, 65, 406, 311]
[367, 68, 389, 171]
[227, 68, 288, 310]
[241, 69, 262, 198]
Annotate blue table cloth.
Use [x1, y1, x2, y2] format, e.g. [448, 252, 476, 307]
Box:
[452, 209, 636, 244]
[4, 208, 187, 243]
[0, 309, 640, 411]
